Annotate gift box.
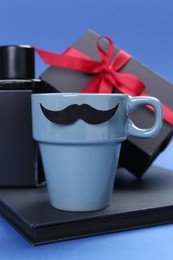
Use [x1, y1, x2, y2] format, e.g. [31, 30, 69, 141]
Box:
[38, 29, 173, 178]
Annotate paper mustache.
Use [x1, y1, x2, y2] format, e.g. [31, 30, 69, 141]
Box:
[40, 103, 119, 125]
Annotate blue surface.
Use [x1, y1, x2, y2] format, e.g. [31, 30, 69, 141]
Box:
[0, 0, 173, 259]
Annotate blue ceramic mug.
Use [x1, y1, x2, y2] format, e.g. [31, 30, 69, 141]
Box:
[31, 93, 163, 212]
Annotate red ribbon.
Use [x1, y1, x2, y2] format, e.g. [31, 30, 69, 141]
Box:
[36, 36, 145, 96]
[35, 36, 173, 125]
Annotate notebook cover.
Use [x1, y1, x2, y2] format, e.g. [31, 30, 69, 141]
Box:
[0, 165, 173, 245]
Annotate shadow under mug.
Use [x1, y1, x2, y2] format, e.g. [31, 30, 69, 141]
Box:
[31, 93, 163, 212]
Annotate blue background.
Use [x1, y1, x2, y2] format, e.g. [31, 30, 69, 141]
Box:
[1, 0, 173, 259]
[1, 0, 173, 81]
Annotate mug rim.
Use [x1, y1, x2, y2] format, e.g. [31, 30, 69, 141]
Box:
[31, 93, 129, 97]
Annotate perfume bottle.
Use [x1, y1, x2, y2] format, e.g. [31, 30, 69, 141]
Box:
[0, 45, 45, 186]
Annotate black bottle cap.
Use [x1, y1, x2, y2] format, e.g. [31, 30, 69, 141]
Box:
[0, 45, 35, 79]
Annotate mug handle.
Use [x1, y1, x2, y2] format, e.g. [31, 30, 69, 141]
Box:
[127, 96, 163, 138]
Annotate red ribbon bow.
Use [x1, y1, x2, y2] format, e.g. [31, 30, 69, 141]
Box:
[36, 36, 145, 96]
[35, 36, 173, 125]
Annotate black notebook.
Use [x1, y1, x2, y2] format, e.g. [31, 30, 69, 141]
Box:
[0, 165, 173, 246]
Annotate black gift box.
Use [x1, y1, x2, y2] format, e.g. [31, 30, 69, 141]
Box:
[40, 29, 173, 177]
